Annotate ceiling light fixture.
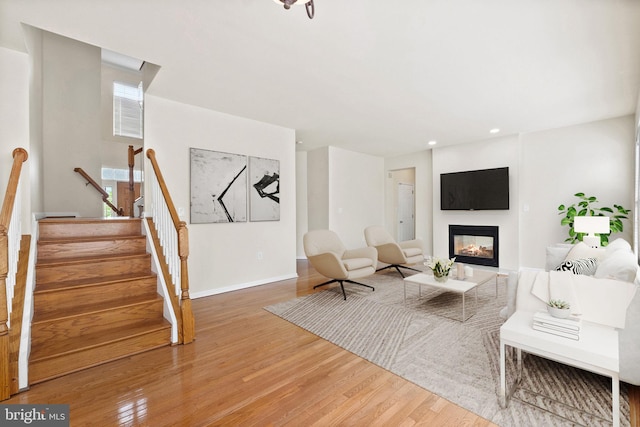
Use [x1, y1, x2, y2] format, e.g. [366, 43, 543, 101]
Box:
[274, 0, 315, 19]
[489, 128, 500, 134]
[428, 140, 437, 146]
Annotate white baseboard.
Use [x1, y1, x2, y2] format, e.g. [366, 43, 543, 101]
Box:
[191, 273, 299, 299]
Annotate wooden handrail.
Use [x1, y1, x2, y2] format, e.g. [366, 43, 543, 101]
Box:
[73, 168, 124, 216]
[0, 148, 28, 400]
[146, 149, 194, 344]
[0, 149, 27, 228]
[146, 149, 181, 229]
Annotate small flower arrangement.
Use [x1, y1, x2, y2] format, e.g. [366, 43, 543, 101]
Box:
[547, 299, 570, 310]
[547, 299, 571, 319]
[425, 256, 456, 282]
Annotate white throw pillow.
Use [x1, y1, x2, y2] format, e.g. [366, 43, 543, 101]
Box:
[594, 249, 638, 283]
[564, 241, 605, 261]
[545, 244, 573, 271]
[603, 238, 632, 257]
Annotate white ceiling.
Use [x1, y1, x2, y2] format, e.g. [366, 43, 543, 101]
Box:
[2, 0, 640, 157]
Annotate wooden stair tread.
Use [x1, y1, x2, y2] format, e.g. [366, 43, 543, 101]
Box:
[34, 273, 157, 293]
[38, 234, 144, 244]
[30, 318, 171, 361]
[36, 252, 150, 266]
[38, 217, 140, 224]
[32, 294, 163, 324]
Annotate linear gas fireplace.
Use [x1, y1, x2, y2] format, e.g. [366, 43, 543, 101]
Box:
[448, 224, 499, 267]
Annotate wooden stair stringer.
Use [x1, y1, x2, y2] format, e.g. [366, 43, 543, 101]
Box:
[9, 235, 31, 395]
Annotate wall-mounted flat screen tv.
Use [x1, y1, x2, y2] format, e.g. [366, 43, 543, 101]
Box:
[440, 167, 509, 210]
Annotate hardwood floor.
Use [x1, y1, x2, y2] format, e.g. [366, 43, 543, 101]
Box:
[6, 260, 496, 426]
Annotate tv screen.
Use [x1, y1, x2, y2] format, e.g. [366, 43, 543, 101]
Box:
[440, 167, 509, 210]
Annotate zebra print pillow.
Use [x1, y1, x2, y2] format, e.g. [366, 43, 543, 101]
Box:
[555, 257, 598, 275]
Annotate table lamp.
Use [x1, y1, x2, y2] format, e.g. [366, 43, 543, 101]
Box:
[574, 215, 610, 248]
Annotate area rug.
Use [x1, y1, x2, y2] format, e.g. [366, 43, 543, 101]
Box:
[264, 269, 629, 427]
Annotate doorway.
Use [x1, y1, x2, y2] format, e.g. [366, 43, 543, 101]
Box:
[397, 183, 415, 241]
[117, 181, 141, 217]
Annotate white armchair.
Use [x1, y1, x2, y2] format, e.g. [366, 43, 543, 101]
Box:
[364, 225, 424, 277]
[303, 229, 377, 300]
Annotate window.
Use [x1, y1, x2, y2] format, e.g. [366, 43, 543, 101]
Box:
[113, 81, 143, 139]
[102, 167, 144, 182]
[103, 186, 114, 218]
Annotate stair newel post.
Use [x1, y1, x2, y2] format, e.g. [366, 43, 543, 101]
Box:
[178, 221, 194, 344]
[128, 145, 135, 217]
[0, 226, 9, 400]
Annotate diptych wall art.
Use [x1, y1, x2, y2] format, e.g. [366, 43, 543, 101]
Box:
[190, 148, 247, 223]
[249, 156, 280, 221]
[189, 148, 281, 224]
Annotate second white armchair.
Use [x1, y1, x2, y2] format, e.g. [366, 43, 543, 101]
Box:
[364, 225, 425, 278]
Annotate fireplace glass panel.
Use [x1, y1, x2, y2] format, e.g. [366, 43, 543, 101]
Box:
[453, 235, 494, 260]
[448, 224, 499, 267]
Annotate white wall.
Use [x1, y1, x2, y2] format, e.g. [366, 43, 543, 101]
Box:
[40, 31, 103, 217]
[519, 115, 635, 267]
[304, 146, 384, 250]
[144, 95, 297, 298]
[307, 147, 329, 232]
[432, 135, 520, 270]
[296, 151, 308, 258]
[328, 147, 385, 248]
[0, 46, 31, 231]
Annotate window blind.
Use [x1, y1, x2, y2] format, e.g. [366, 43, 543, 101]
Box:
[113, 81, 143, 139]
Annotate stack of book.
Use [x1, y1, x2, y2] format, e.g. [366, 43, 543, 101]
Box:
[532, 310, 581, 340]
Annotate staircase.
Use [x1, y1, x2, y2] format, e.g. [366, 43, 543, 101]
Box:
[29, 217, 171, 384]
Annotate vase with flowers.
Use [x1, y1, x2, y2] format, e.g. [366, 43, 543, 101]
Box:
[425, 256, 456, 283]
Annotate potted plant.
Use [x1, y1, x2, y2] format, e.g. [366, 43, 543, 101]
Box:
[425, 256, 455, 283]
[547, 299, 571, 319]
[557, 192, 630, 246]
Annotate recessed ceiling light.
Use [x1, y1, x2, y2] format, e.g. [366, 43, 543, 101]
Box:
[296, 140, 303, 144]
[428, 140, 437, 146]
[489, 128, 500, 134]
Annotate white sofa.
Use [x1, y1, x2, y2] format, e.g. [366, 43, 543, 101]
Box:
[502, 238, 640, 386]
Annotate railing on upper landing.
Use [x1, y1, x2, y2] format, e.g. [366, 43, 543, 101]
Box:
[145, 148, 195, 344]
[73, 167, 124, 216]
[0, 148, 28, 400]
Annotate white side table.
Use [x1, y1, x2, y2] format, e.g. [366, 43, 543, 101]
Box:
[500, 310, 620, 427]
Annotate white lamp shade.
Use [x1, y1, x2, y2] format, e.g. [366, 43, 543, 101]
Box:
[574, 216, 610, 234]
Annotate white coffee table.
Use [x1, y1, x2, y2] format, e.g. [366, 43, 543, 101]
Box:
[403, 269, 497, 322]
[500, 310, 620, 427]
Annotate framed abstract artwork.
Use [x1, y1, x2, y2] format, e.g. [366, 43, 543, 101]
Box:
[249, 156, 280, 222]
[190, 148, 247, 223]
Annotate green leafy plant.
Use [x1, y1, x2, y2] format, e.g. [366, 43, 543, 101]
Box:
[425, 256, 456, 278]
[547, 299, 570, 310]
[557, 193, 630, 246]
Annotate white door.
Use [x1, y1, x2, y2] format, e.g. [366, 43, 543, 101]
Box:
[397, 183, 415, 241]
